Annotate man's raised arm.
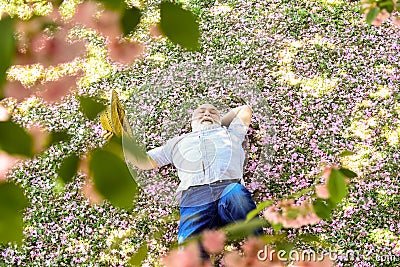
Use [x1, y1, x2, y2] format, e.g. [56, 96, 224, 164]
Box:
[125, 150, 158, 171]
[221, 105, 252, 127]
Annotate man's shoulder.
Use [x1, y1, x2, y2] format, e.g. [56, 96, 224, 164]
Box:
[165, 133, 188, 146]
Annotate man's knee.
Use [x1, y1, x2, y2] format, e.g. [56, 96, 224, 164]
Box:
[178, 205, 218, 244]
[221, 183, 256, 209]
[218, 183, 257, 222]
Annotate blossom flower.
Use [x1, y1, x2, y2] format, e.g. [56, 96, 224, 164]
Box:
[371, 10, 391, 26]
[2, 0, 400, 266]
[0, 105, 10, 121]
[0, 152, 21, 182]
[315, 185, 329, 199]
[160, 242, 211, 267]
[263, 200, 321, 228]
[201, 229, 226, 254]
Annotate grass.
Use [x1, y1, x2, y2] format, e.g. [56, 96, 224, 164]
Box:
[1, 0, 400, 266]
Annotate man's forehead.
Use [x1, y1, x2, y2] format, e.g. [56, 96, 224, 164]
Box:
[194, 104, 219, 112]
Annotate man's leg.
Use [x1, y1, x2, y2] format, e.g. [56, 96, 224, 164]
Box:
[218, 183, 263, 235]
[178, 185, 219, 262]
[178, 202, 218, 244]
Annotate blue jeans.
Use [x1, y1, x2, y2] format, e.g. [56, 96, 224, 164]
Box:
[178, 181, 259, 244]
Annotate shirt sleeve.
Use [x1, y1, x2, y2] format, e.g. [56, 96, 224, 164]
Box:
[227, 116, 249, 142]
[146, 144, 172, 168]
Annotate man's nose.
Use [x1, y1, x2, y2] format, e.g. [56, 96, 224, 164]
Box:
[204, 110, 211, 116]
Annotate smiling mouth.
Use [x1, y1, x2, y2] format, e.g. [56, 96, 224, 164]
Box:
[201, 117, 214, 124]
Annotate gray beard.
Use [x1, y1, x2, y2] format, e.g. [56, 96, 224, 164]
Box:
[191, 121, 221, 132]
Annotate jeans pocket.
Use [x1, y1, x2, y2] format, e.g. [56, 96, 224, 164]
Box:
[180, 188, 191, 206]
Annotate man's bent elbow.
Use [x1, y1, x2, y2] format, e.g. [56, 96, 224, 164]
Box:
[238, 105, 252, 126]
[243, 105, 252, 115]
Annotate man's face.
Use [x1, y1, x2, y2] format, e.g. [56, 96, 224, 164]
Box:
[191, 104, 221, 129]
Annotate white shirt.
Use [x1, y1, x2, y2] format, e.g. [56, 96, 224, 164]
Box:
[147, 117, 248, 192]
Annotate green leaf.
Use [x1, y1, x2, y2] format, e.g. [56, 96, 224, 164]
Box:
[287, 187, 313, 199]
[327, 169, 348, 203]
[121, 7, 141, 36]
[58, 154, 79, 184]
[89, 149, 138, 209]
[0, 16, 15, 99]
[128, 243, 148, 266]
[312, 198, 332, 220]
[103, 135, 124, 158]
[366, 7, 380, 25]
[275, 242, 295, 259]
[246, 200, 273, 222]
[259, 233, 287, 244]
[122, 133, 148, 163]
[222, 218, 266, 240]
[0, 121, 33, 157]
[285, 208, 301, 219]
[272, 223, 282, 232]
[296, 234, 320, 243]
[53, 177, 66, 194]
[338, 150, 355, 157]
[377, 0, 395, 13]
[339, 167, 357, 178]
[159, 1, 200, 51]
[0, 182, 28, 245]
[48, 130, 72, 147]
[79, 96, 106, 120]
[95, 0, 125, 11]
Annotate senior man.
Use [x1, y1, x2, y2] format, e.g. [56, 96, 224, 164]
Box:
[129, 103, 261, 246]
